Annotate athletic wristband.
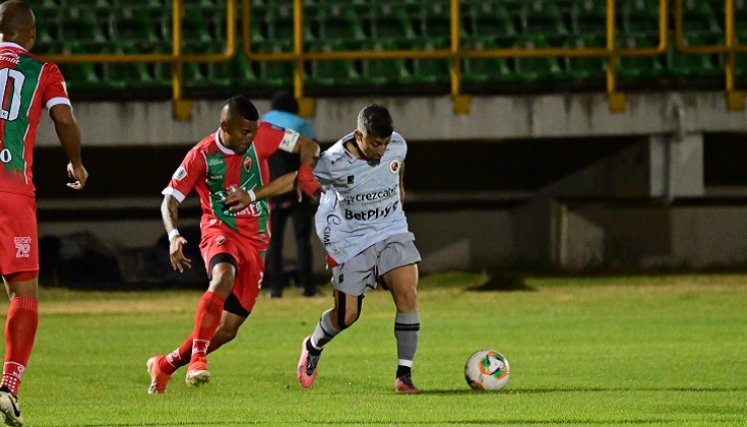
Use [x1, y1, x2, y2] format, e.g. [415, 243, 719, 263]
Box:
[168, 229, 180, 241]
[247, 189, 256, 202]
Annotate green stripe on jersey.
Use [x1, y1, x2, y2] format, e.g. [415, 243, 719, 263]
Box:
[204, 151, 237, 230]
[2, 57, 42, 173]
[240, 146, 269, 233]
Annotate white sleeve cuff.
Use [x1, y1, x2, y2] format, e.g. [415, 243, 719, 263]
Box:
[162, 187, 186, 203]
[46, 97, 71, 111]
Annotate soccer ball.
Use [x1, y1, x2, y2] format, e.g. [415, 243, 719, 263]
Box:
[464, 349, 510, 391]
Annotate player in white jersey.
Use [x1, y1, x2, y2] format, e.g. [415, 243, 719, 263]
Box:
[296, 104, 422, 393]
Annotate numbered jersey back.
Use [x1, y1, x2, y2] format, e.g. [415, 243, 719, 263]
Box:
[0, 42, 71, 197]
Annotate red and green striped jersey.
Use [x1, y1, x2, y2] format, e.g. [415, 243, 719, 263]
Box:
[0, 42, 71, 198]
[163, 122, 300, 248]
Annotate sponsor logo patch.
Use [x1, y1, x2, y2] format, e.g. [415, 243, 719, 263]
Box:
[389, 160, 400, 174]
[172, 167, 187, 181]
[14, 236, 31, 258]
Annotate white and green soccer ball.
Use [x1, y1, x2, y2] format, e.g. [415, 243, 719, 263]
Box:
[464, 349, 510, 391]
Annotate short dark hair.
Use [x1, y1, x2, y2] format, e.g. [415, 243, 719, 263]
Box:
[270, 91, 299, 114]
[225, 95, 259, 121]
[357, 104, 393, 138]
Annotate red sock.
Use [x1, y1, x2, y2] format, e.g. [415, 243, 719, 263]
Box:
[160, 333, 194, 375]
[190, 291, 225, 362]
[2, 296, 38, 396]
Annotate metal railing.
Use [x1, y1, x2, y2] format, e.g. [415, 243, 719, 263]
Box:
[42, 0, 745, 118]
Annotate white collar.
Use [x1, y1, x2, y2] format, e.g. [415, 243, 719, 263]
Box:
[214, 130, 236, 155]
[0, 42, 27, 52]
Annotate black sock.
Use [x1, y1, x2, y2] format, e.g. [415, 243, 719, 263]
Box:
[396, 365, 411, 378]
[306, 338, 322, 356]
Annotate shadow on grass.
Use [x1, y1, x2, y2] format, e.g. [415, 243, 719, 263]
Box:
[467, 271, 536, 292]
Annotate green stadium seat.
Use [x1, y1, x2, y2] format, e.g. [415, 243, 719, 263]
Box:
[616, 33, 664, 79]
[33, 7, 59, 49]
[359, 40, 411, 86]
[563, 34, 606, 80]
[255, 41, 294, 88]
[403, 38, 451, 85]
[513, 35, 564, 82]
[316, 4, 367, 42]
[57, 43, 108, 93]
[621, 0, 662, 35]
[464, 1, 516, 45]
[264, 3, 314, 43]
[369, 4, 418, 43]
[417, 1, 467, 40]
[570, 0, 607, 36]
[520, 1, 568, 45]
[461, 38, 514, 84]
[101, 42, 170, 91]
[110, 7, 165, 48]
[681, 0, 721, 35]
[733, 31, 747, 78]
[58, 8, 107, 47]
[181, 6, 215, 45]
[182, 41, 261, 91]
[305, 40, 361, 87]
[666, 33, 721, 79]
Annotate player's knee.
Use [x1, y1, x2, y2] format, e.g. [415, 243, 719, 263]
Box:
[209, 264, 235, 294]
[395, 286, 418, 311]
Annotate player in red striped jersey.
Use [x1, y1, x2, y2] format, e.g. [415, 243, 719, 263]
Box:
[0, 1, 88, 425]
[146, 95, 320, 394]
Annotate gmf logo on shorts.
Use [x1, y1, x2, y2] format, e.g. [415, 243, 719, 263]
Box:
[216, 235, 226, 246]
[13, 236, 31, 258]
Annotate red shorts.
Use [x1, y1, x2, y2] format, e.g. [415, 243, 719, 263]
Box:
[199, 227, 265, 314]
[0, 192, 38, 281]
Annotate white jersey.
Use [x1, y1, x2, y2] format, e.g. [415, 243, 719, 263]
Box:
[314, 131, 410, 263]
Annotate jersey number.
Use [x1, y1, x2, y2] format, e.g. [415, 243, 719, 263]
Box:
[0, 68, 25, 121]
[0, 148, 10, 164]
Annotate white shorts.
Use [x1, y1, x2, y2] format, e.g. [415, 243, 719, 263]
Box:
[331, 232, 421, 296]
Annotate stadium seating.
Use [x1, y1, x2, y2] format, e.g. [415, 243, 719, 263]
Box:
[305, 40, 361, 88]
[359, 40, 412, 86]
[563, 34, 607, 80]
[368, 4, 418, 43]
[39, 0, 746, 97]
[616, 33, 664, 79]
[461, 38, 514, 84]
[463, 1, 516, 47]
[512, 35, 564, 82]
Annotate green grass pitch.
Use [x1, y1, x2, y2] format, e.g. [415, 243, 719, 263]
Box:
[2, 272, 746, 426]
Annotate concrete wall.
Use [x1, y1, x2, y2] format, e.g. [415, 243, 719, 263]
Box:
[31, 91, 747, 274]
[36, 91, 747, 146]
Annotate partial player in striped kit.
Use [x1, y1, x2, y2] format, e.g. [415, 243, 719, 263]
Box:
[0, 1, 88, 426]
[296, 104, 422, 393]
[146, 95, 320, 394]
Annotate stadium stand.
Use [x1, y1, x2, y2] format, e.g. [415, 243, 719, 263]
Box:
[36, 0, 747, 98]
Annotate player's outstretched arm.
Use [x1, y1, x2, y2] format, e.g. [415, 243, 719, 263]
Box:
[50, 104, 88, 190]
[295, 135, 321, 197]
[161, 195, 192, 273]
[225, 172, 298, 212]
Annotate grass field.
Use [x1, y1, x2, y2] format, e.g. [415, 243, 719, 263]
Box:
[2, 272, 746, 426]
